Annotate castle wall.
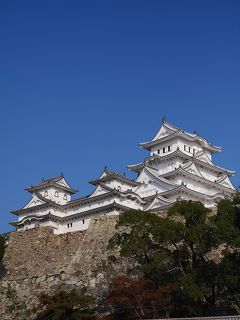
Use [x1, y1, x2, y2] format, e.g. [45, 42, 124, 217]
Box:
[0, 216, 130, 320]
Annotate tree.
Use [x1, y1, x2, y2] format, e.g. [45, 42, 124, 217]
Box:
[103, 276, 174, 319]
[108, 198, 240, 316]
[33, 289, 96, 320]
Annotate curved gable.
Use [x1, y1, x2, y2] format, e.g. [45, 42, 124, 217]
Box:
[23, 194, 46, 209]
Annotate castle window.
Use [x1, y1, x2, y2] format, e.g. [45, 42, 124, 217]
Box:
[82, 220, 85, 224]
[157, 149, 160, 154]
[44, 190, 48, 197]
[55, 191, 59, 197]
[67, 223, 73, 228]
[162, 147, 166, 154]
[63, 194, 67, 200]
[168, 145, 171, 152]
[184, 145, 195, 155]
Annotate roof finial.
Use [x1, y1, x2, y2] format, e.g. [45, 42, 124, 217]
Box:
[162, 115, 166, 124]
[61, 172, 64, 177]
[104, 165, 108, 171]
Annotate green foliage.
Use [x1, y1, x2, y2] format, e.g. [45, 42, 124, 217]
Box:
[108, 198, 240, 316]
[34, 289, 96, 320]
[213, 195, 240, 248]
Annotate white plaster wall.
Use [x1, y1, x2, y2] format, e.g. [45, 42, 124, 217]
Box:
[103, 180, 134, 192]
[18, 208, 51, 222]
[168, 174, 234, 197]
[18, 220, 58, 232]
[169, 175, 218, 196]
[176, 138, 202, 156]
[150, 158, 183, 174]
[151, 143, 173, 156]
[150, 137, 204, 158]
[197, 167, 218, 182]
[55, 218, 90, 234]
[134, 183, 163, 198]
[64, 195, 141, 219]
[165, 192, 215, 208]
[18, 207, 66, 222]
[89, 185, 109, 197]
[39, 188, 71, 205]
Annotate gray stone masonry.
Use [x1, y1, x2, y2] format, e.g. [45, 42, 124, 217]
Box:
[0, 216, 130, 319]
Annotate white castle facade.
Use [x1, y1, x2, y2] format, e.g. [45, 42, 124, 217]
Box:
[10, 121, 236, 234]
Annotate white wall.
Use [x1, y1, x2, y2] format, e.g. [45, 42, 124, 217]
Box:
[39, 187, 71, 205]
[150, 137, 205, 159]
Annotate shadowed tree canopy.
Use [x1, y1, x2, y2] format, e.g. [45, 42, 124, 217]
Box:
[108, 198, 240, 317]
[103, 276, 174, 319]
[33, 289, 96, 320]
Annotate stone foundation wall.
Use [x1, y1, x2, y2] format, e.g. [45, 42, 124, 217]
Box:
[0, 216, 129, 319]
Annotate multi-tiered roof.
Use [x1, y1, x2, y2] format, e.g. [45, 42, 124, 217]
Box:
[128, 120, 235, 208]
[10, 121, 236, 234]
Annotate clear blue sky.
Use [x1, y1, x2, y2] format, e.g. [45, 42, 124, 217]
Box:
[0, 0, 239, 233]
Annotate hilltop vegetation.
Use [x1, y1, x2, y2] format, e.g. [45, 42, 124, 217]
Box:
[107, 197, 240, 318]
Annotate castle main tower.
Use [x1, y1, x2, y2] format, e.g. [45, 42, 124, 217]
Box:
[128, 120, 235, 209]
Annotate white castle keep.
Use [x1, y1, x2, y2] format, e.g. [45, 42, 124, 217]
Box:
[10, 121, 236, 234]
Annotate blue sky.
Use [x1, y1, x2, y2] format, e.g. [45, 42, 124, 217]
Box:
[0, 0, 240, 233]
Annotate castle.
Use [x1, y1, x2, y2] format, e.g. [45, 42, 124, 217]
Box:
[10, 120, 236, 234]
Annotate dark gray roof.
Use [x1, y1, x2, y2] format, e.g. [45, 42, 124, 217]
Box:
[25, 175, 78, 194]
[89, 168, 139, 187]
